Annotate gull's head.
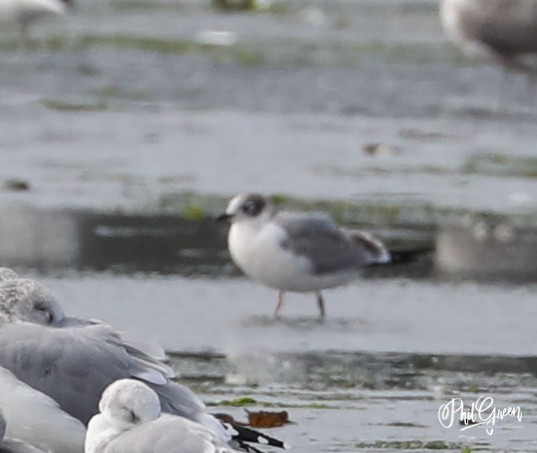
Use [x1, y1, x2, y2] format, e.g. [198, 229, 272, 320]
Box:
[0, 267, 19, 284]
[217, 193, 274, 226]
[99, 379, 161, 429]
[0, 279, 65, 326]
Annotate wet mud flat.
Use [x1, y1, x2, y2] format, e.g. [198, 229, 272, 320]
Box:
[171, 350, 537, 452]
[0, 269, 515, 452]
[22, 273, 536, 452]
[0, 0, 536, 216]
[1, 0, 536, 274]
[0, 0, 536, 451]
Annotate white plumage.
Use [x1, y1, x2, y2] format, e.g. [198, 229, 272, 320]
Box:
[86, 379, 236, 453]
[220, 194, 391, 318]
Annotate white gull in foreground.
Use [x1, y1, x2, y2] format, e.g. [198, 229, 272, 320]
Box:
[86, 379, 236, 453]
[0, 277, 287, 452]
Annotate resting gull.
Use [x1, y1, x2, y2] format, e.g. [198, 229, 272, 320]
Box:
[0, 277, 287, 452]
[86, 379, 236, 453]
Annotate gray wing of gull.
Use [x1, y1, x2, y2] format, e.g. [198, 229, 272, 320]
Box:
[0, 369, 81, 453]
[57, 317, 169, 363]
[102, 415, 234, 453]
[0, 439, 49, 453]
[457, 0, 537, 55]
[0, 323, 218, 435]
[274, 212, 381, 275]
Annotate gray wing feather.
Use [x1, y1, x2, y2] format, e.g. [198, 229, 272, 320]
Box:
[275, 212, 376, 274]
[0, 440, 49, 453]
[57, 317, 170, 364]
[0, 323, 209, 429]
[0, 366, 85, 453]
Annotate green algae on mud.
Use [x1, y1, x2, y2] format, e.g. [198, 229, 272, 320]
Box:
[321, 153, 537, 181]
[156, 190, 536, 230]
[40, 99, 108, 112]
[209, 396, 258, 407]
[355, 440, 460, 450]
[463, 153, 537, 180]
[108, 0, 192, 13]
[0, 32, 463, 68]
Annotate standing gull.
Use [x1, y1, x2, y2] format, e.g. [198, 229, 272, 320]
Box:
[440, 0, 537, 72]
[0, 366, 85, 453]
[86, 379, 236, 453]
[217, 193, 391, 318]
[0, 278, 287, 452]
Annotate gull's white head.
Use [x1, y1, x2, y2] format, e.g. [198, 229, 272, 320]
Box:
[218, 194, 274, 226]
[0, 279, 65, 325]
[99, 379, 161, 429]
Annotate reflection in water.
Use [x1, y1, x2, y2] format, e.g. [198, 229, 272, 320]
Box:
[0, 205, 230, 274]
[436, 224, 537, 281]
[78, 211, 229, 274]
[169, 349, 537, 391]
[0, 205, 79, 269]
[0, 205, 433, 278]
[1, 205, 535, 283]
[173, 348, 537, 452]
[241, 315, 370, 331]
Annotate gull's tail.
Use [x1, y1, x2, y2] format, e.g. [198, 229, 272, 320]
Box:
[349, 231, 391, 264]
[230, 424, 290, 451]
[349, 230, 431, 266]
[388, 247, 432, 264]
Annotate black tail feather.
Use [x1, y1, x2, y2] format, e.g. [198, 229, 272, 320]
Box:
[231, 424, 288, 450]
[389, 247, 432, 264]
[234, 440, 264, 453]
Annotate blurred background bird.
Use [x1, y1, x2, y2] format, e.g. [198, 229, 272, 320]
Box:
[0, 0, 73, 39]
[440, 0, 537, 103]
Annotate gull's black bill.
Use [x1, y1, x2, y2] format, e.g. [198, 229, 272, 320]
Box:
[215, 213, 231, 222]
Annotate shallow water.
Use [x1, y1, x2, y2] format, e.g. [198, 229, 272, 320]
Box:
[1, 0, 537, 450]
[32, 274, 536, 356]
[30, 272, 537, 452]
[1, 1, 536, 215]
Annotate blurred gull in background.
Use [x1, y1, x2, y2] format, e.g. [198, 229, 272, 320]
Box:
[440, 0, 537, 102]
[0, 0, 73, 38]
